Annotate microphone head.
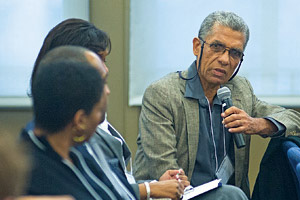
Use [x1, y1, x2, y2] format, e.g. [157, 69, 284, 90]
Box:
[217, 87, 231, 100]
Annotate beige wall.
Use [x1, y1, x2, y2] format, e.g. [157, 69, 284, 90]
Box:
[1, 0, 299, 194]
[90, 0, 140, 156]
[0, 109, 33, 137]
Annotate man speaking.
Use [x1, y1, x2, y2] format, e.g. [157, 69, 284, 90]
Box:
[133, 11, 300, 199]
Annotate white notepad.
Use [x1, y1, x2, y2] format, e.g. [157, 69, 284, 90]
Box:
[182, 179, 222, 200]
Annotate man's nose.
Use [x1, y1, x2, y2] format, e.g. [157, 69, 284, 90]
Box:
[218, 49, 230, 65]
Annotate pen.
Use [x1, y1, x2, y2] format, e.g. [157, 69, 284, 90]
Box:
[176, 168, 183, 181]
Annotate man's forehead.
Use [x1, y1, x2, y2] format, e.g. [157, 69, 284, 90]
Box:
[206, 24, 246, 49]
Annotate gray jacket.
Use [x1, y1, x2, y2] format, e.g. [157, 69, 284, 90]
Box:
[133, 69, 300, 197]
[92, 125, 140, 198]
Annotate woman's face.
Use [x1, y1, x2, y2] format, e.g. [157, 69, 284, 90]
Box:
[97, 49, 109, 62]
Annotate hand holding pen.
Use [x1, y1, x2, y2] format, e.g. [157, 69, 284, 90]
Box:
[159, 168, 190, 188]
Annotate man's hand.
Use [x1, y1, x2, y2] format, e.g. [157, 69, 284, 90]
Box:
[159, 169, 190, 187]
[149, 179, 184, 200]
[221, 106, 277, 137]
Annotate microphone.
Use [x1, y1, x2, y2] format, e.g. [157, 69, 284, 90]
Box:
[217, 87, 246, 149]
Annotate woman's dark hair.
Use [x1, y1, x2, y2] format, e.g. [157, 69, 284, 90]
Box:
[30, 18, 111, 95]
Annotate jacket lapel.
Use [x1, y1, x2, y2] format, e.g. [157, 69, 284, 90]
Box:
[96, 127, 126, 170]
[179, 69, 200, 178]
[183, 97, 200, 178]
[108, 124, 132, 167]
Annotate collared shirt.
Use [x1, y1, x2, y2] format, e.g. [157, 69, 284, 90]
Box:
[21, 122, 137, 200]
[182, 61, 285, 187]
[22, 130, 122, 200]
[184, 62, 232, 186]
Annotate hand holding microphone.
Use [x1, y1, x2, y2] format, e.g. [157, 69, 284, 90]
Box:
[217, 87, 246, 148]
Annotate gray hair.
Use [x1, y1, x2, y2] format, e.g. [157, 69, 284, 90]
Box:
[198, 11, 250, 49]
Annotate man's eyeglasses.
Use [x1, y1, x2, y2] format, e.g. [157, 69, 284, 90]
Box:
[199, 37, 244, 60]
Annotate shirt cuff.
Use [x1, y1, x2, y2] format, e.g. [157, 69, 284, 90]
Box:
[263, 117, 286, 138]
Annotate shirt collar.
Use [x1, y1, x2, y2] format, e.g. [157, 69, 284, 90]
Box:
[184, 61, 221, 106]
[184, 61, 204, 100]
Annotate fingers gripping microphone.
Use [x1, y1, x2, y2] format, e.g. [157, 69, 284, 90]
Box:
[217, 87, 246, 148]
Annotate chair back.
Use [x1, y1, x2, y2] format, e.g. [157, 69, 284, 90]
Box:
[283, 141, 300, 200]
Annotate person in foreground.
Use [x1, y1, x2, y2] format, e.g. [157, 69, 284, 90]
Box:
[21, 46, 137, 199]
[0, 134, 29, 200]
[24, 18, 188, 199]
[133, 11, 300, 199]
[0, 134, 74, 200]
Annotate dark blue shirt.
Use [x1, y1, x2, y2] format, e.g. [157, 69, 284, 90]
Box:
[183, 62, 285, 187]
[184, 62, 232, 186]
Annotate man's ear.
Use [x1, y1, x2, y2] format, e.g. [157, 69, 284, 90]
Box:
[193, 37, 201, 56]
[73, 109, 87, 131]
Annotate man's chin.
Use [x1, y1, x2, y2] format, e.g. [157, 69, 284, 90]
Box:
[210, 77, 227, 86]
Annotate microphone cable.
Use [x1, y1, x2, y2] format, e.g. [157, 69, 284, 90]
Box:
[228, 56, 243, 81]
[177, 42, 205, 80]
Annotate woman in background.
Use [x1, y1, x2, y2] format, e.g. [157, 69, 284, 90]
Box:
[25, 19, 187, 199]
